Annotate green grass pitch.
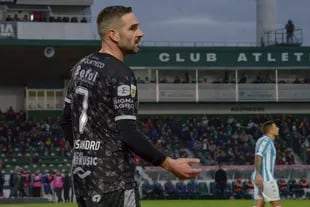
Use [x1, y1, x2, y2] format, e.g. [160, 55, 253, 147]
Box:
[0, 200, 309, 207]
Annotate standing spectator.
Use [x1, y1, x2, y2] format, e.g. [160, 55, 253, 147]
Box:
[32, 170, 42, 197]
[22, 170, 31, 196]
[0, 168, 4, 199]
[9, 169, 17, 198]
[42, 172, 52, 202]
[63, 171, 71, 202]
[285, 19, 295, 44]
[53, 170, 63, 202]
[15, 168, 25, 197]
[214, 163, 227, 199]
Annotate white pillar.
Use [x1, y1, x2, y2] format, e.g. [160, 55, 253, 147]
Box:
[256, 0, 277, 46]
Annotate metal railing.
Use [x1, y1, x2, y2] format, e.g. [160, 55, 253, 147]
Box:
[265, 28, 303, 46]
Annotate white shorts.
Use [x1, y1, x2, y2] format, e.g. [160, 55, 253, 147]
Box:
[254, 180, 280, 202]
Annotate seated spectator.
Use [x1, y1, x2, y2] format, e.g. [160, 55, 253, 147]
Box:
[49, 16, 55, 22]
[80, 17, 87, 23]
[293, 77, 303, 84]
[55, 16, 62, 22]
[233, 178, 244, 199]
[62, 17, 70, 22]
[187, 179, 199, 199]
[173, 76, 181, 83]
[13, 14, 20, 21]
[152, 181, 163, 199]
[244, 179, 254, 199]
[288, 177, 303, 198]
[141, 180, 153, 199]
[239, 74, 247, 83]
[299, 177, 310, 199]
[278, 177, 289, 199]
[70, 17, 78, 23]
[23, 14, 29, 21]
[164, 180, 175, 199]
[5, 14, 13, 21]
[175, 181, 187, 199]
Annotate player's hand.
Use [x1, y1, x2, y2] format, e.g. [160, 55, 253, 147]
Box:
[256, 173, 263, 187]
[161, 157, 202, 180]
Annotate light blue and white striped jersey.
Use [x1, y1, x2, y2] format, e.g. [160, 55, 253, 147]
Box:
[251, 135, 276, 182]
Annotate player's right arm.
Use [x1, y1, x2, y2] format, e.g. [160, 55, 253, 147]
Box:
[255, 138, 270, 186]
[255, 155, 263, 186]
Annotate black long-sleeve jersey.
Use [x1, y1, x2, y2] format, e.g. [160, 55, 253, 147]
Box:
[62, 53, 140, 198]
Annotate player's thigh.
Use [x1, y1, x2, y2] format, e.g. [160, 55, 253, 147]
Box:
[77, 188, 141, 207]
[262, 180, 280, 202]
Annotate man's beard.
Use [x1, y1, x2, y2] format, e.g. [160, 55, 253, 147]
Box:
[119, 39, 140, 55]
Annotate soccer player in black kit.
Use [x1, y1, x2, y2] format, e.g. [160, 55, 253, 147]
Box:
[61, 5, 201, 207]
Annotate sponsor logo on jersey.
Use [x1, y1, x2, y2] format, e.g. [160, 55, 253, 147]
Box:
[74, 66, 98, 84]
[130, 84, 137, 97]
[73, 152, 98, 166]
[117, 85, 130, 96]
[73, 167, 91, 179]
[92, 194, 101, 203]
[113, 98, 135, 110]
[82, 58, 105, 68]
[74, 140, 101, 151]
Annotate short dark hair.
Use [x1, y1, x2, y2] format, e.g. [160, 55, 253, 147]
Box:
[262, 120, 275, 134]
[96, 6, 132, 39]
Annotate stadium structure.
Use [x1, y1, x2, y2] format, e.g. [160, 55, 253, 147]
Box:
[0, 0, 310, 204]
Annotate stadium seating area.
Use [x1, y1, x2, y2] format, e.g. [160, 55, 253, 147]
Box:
[140, 177, 310, 200]
[0, 108, 71, 173]
[139, 114, 310, 166]
[0, 108, 310, 200]
[1, 108, 310, 174]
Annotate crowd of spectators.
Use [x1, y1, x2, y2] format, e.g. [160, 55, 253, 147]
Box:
[0, 107, 69, 160]
[139, 114, 310, 166]
[1, 108, 310, 200]
[1, 108, 310, 168]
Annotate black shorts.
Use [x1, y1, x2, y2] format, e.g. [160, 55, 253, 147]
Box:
[77, 188, 141, 207]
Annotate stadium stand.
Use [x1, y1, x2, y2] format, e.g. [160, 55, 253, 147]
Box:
[0, 107, 310, 200]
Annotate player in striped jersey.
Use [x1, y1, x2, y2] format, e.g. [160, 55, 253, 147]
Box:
[251, 120, 281, 207]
